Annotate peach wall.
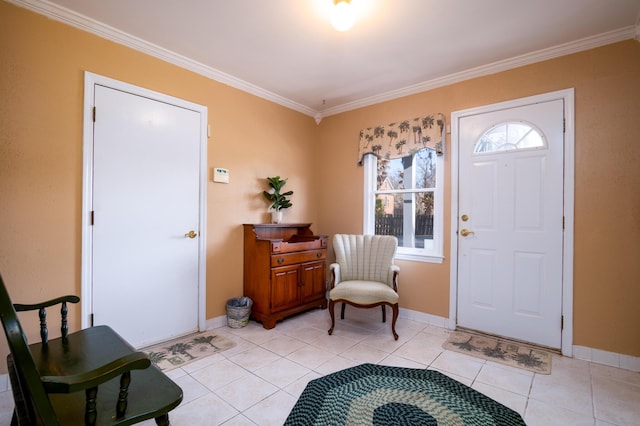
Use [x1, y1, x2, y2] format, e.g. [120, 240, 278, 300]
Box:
[316, 40, 640, 357]
[0, 2, 319, 369]
[1, 0, 639, 374]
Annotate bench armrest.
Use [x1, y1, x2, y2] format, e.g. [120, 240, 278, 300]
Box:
[41, 351, 151, 393]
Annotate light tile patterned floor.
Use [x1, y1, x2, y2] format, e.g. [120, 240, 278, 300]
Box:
[1, 308, 638, 425]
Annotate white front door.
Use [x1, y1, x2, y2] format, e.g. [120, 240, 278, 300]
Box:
[85, 76, 206, 348]
[456, 98, 564, 348]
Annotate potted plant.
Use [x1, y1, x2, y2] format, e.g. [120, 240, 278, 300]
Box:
[263, 176, 293, 224]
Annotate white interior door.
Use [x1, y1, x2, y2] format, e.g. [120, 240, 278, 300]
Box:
[89, 82, 203, 348]
[456, 99, 564, 349]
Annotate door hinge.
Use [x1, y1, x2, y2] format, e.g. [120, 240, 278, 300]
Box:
[93, 106, 96, 122]
[563, 118, 565, 133]
[90, 313, 94, 327]
[90, 210, 94, 226]
[561, 315, 564, 330]
[562, 216, 565, 230]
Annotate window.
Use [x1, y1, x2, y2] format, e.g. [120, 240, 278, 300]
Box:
[363, 148, 444, 263]
[474, 121, 545, 154]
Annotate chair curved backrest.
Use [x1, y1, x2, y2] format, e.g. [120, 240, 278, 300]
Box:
[333, 234, 398, 286]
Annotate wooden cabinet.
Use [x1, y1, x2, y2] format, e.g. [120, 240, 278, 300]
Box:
[243, 223, 328, 329]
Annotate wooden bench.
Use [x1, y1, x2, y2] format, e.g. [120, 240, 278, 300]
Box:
[0, 273, 183, 425]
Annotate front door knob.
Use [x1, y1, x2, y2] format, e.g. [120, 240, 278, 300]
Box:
[460, 229, 475, 237]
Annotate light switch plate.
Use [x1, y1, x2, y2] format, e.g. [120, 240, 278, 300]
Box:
[213, 167, 229, 183]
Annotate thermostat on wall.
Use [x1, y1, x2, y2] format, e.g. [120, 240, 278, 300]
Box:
[213, 167, 229, 183]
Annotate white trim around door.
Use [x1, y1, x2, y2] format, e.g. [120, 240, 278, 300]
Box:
[449, 88, 575, 356]
[81, 71, 208, 338]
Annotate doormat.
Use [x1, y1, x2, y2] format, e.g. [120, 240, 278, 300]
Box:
[142, 331, 236, 371]
[285, 363, 525, 425]
[443, 331, 552, 374]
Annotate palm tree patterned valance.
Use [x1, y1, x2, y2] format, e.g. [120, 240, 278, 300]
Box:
[357, 113, 446, 165]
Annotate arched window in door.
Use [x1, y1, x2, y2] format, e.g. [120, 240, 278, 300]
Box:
[474, 121, 546, 154]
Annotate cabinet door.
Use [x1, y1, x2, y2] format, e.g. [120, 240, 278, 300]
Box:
[300, 261, 326, 304]
[271, 265, 300, 313]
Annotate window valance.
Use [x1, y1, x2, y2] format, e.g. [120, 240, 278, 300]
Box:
[357, 113, 446, 165]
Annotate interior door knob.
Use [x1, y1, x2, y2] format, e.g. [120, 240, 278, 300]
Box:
[460, 229, 475, 237]
[185, 230, 198, 239]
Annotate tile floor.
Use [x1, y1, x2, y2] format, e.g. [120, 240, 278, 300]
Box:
[1, 308, 638, 425]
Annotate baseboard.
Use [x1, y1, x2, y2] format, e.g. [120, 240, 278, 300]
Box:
[0, 373, 8, 393]
[573, 345, 640, 372]
[204, 308, 449, 331]
[398, 307, 449, 328]
[203, 309, 640, 372]
[205, 315, 227, 330]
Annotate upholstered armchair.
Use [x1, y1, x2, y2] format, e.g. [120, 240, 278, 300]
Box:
[327, 234, 400, 340]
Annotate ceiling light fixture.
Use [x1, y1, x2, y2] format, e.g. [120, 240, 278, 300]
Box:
[331, 0, 356, 32]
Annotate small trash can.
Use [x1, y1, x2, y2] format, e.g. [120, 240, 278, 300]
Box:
[226, 296, 253, 328]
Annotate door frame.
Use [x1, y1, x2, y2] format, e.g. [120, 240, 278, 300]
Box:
[448, 88, 575, 356]
[80, 71, 208, 335]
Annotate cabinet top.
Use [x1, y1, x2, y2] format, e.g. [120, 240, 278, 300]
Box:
[243, 223, 326, 243]
[243, 223, 327, 252]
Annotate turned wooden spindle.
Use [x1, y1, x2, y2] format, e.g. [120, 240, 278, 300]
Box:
[85, 386, 98, 425]
[116, 371, 131, 418]
[38, 307, 48, 344]
[60, 301, 69, 340]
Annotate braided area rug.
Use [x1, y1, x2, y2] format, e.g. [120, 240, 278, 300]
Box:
[285, 364, 525, 425]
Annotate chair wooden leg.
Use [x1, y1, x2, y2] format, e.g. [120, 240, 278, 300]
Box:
[328, 299, 336, 335]
[391, 303, 399, 340]
[155, 413, 170, 426]
[381, 305, 386, 323]
[340, 302, 346, 319]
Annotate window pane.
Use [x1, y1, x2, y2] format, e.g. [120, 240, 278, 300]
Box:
[376, 156, 403, 190]
[416, 149, 436, 189]
[375, 193, 434, 249]
[376, 148, 436, 190]
[474, 121, 545, 154]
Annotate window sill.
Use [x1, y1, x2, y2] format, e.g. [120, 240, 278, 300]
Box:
[395, 253, 444, 264]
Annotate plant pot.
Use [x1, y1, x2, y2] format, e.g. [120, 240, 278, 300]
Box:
[271, 210, 283, 224]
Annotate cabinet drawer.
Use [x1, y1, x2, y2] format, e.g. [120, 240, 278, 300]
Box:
[271, 250, 326, 267]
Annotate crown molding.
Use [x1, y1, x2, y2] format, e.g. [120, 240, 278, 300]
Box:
[7, 0, 317, 117]
[318, 25, 637, 119]
[9, 0, 637, 122]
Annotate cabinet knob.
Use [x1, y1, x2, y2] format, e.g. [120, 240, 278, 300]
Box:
[277, 258, 284, 264]
[316, 252, 322, 258]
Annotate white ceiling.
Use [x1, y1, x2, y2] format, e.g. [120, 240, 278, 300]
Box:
[12, 0, 640, 119]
